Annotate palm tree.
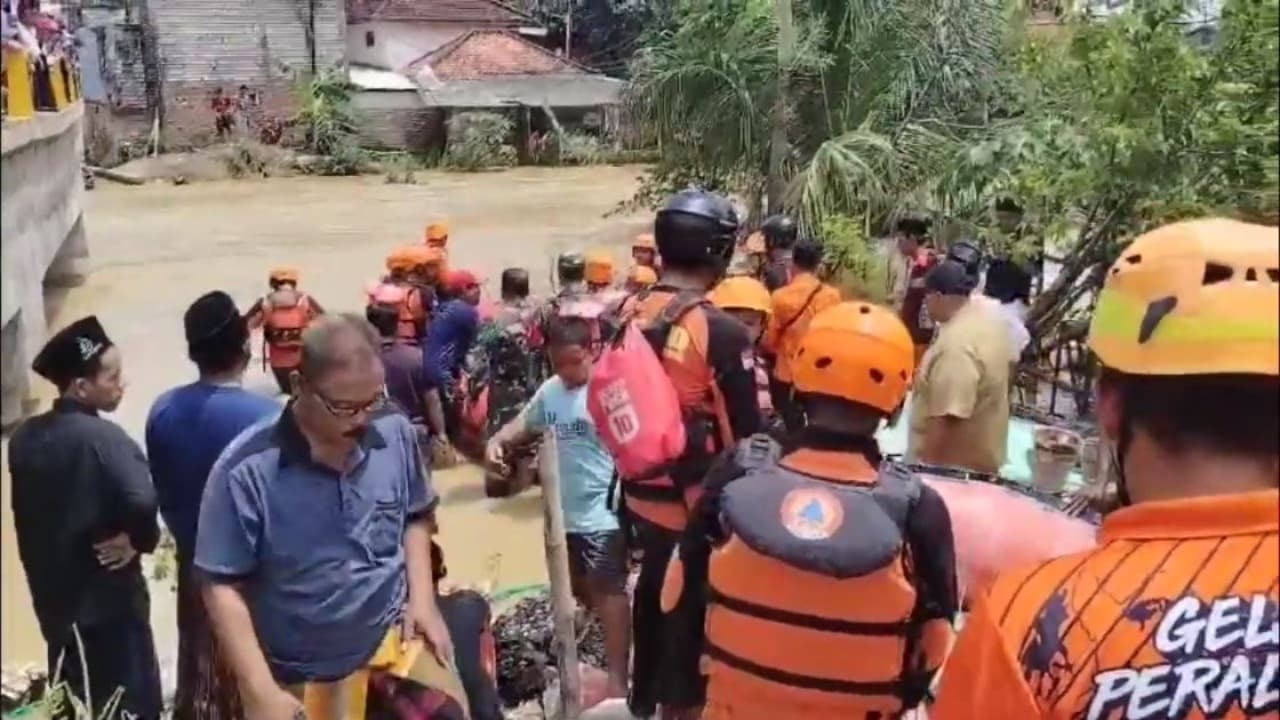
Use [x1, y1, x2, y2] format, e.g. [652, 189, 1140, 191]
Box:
[627, 0, 1007, 232]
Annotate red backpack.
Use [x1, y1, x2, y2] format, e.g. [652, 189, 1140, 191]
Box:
[587, 291, 705, 480]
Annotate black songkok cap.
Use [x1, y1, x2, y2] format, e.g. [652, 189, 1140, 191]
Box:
[31, 315, 114, 385]
[184, 291, 248, 351]
[925, 260, 978, 296]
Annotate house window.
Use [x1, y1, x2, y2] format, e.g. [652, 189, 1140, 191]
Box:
[365, 30, 375, 47]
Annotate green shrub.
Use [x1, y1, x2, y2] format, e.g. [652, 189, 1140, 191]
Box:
[444, 112, 517, 171]
[559, 132, 605, 166]
[820, 215, 892, 304]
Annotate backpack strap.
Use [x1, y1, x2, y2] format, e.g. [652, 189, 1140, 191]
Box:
[776, 281, 825, 337]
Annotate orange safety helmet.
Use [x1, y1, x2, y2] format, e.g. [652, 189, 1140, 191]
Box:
[269, 266, 300, 285]
[406, 245, 445, 269]
[1088, 218, 1279, 377]
[632, 233, 657, 251]
[425, 221, 449, 245]
[386, 247, 416, 273]
[708, 276, 772, 316]
[743, 231, 767, 256]
[586, 249, 616, 285]
[790, 301, 915, 413]
[628, 265, 658, 288]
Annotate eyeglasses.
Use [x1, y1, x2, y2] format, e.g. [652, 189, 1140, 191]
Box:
[309, 383, 389, 418]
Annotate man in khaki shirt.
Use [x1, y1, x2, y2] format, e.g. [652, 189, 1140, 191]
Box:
[907, 260, 1012, 474]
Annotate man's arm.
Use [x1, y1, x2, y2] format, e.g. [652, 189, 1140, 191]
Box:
[903, 483, 960, 701]
[243, 298, 265, 331]
[918, 346, 982, 468]
[203, 578, 279, 701]
[490, 385, 545, 449]
[196, 459, 273, 696]
[97, 428, 160, 552]
[306, 296, 326, 317]
[930, 590, 1042, 718]
[706, 314, 763, 440]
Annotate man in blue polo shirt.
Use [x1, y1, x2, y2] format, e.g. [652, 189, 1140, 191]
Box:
[196, 314, 454, 720]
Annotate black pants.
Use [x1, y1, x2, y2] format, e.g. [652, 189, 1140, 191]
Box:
[629, 520, 707, 715]
[47, 615, 163, 720]
[437, 591, 503, 720]
[271, 366, 293, 395]
[769, 378, 804, 433]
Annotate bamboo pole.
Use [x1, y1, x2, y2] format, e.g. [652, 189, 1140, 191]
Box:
[538, 430, 581, 719]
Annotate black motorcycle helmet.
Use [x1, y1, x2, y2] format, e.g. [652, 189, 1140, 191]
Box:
[654, 189, 739, 268]
[761, 214, 798, 251]
[947, 240, 983, 281]
[557, 251, 586, 284]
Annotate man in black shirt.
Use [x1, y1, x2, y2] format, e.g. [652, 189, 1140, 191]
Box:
[8, 315, 162, 720]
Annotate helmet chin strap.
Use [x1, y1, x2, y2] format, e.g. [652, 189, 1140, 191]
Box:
[1112, 410, 1136, 507]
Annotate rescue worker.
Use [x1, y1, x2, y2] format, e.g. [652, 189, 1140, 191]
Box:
[425, 221, 452, 300]
[632, 232, 660, 271]
[759, 214, 798, 291]
[626, 265, 659, 293]
[611, 189, 763, 720]
[529, 252, 596, 378]
[707, 276, 778, 432]
[245, 267, 324, 394]
[472, 269, 540, 497]
[886, 215, 938, 365]
[667, 302, 959, 719]
[371, 245, 435, 345]
[586, 249, 617, 294]
[933, 218, 1280, 718]
[761, 240, 841, 432]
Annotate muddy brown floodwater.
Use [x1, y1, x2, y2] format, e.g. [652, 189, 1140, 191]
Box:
[1, 166, 649, 671]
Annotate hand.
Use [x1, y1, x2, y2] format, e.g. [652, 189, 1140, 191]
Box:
[402, 598, 454, 669]
[242, 684, 305, 720]
[93, 533, 137, 570]
[485, 440, 507, 472]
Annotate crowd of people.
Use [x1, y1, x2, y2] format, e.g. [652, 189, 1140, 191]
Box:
[6, 190, 1277, 720]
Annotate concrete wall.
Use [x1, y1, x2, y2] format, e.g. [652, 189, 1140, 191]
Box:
[1, 104, 90, 427]
[145, 0, 346, 146]
[351, 89, 444, 150]
[346, 21, 475, 71]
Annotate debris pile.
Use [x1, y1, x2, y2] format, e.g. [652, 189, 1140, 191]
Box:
[492, 592, 606, 709]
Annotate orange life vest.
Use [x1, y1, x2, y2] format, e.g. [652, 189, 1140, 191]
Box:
[264, 289, 311, 348]
[703, 447, 933, 719]
[368, 281, 430, 343]
[612, 289, 735, 533]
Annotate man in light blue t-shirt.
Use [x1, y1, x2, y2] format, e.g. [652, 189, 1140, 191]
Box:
[486, 316, 628, 699]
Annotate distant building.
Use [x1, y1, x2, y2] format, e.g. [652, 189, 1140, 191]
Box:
[346, 0, 544, 72]
[77, 0, 346, 152]
[351, 28, 623, 153]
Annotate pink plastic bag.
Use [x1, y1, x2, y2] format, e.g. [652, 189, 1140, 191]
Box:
[587, 322, 686, 479]
[919, 472, 1099, 598]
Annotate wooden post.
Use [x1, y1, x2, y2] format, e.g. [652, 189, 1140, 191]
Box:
[538, 430, 581, 719]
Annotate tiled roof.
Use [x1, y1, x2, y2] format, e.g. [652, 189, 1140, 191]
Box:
[347, 0, 532, 25]
[408, 30, 590, 81]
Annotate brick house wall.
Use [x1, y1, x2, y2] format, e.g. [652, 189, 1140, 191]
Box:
[147, 0, 346, 147]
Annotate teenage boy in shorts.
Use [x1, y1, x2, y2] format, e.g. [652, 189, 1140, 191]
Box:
[486, 316, 630, 699]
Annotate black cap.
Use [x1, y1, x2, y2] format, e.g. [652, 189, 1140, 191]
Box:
[184, 291, 248, 350]
[925, 260, 977, 296]
[32, 315, 114, 386]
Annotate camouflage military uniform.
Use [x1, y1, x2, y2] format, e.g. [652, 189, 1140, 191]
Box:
[467, 298, 538, 438]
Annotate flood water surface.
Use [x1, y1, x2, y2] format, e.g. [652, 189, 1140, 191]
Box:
[1, 167, 648, 667]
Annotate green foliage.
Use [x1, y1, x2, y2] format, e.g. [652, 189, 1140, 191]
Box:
[939, 0, 1279, 340]
[380, 153, 424, 184]
[293, 67, 365, 175]
[819, 214, 891, 302]
[626, 0, 1007, 230]
[444, 112, 518, 171]
[559, 132, 607, 165]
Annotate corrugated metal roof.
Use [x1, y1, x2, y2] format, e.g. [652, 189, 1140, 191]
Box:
[349, 64, 419, 90]
[347, 0, 532, 24]
[415, 74, 624, 108]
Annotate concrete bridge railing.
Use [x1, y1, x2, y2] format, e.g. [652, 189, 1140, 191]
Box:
[2, 101, 90, 428]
